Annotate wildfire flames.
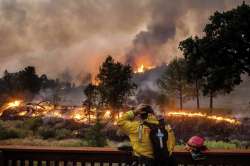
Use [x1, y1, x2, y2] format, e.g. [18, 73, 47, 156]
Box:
[134, 64, 155, 73]
[167, 111, 240, 125]
[6, 100, 22, 109]
[0, 100, 111, 124]
[0, 100, 23, 116]
[0, 100, 241, 125]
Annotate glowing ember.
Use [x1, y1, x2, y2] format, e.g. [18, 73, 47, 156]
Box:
[104, 110, 111, 119]
[134, 64, 155, 73]
[68, 108, 89, 123]
[92, 78, 100, 86]
[50, 111, 63, 118]
[167, 111, 240, 125]
[18, 111, 28, 116]
[6, 100, 22, 109]
[118, 112, 123, 117]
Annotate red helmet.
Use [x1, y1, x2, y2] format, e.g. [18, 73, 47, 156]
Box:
[187, 136, 205, 148]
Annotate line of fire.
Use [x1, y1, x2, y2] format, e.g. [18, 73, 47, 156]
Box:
[0, 100, 241, 125]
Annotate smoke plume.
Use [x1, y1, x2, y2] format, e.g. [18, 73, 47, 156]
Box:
[126, 0, 249, 67]
[0, 0, 248, 82]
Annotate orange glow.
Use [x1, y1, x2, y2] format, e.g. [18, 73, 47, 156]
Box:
[133, 54, 156, 73]
[6, 100, 23, 109]
[103, 110, 111, 119]
[18, 111, 28, 116]
[92, 78, 100, 86]
[0, 100, 240, 126]
[167, 111, 240, 125]
[50, 110, 63, 118]
[134, 64, 155, 73]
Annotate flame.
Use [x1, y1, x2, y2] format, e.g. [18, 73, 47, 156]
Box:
[135, 64, 145, 73]
[73, 113, 83, 120]
[103, 110, 111, 119]
[50, 110, 63, 118]
[134, 64, 155, 73]
[18, 111, 28, 116]
[2, 100, 240, 126]
[167, 111, 240, 125]
[6, 100, 22, 109]
[92, 79, 100, 86]
[118, 112, 124, 117]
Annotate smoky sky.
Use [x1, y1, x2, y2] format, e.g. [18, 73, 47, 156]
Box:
[0, 0, 248, 82]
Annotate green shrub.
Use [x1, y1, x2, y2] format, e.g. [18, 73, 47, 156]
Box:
[23, 118, 43, 131]
[84, 120, 107, 147]
[38, 126, 56, 139]
[55, 129, 72, 140]
[0, 127, 26, 140]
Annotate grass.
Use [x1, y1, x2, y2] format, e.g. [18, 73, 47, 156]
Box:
[175, 140, 247, 150]
[0, 138, 88, 147]
[0, 117, 248, 149]
[205, 140, 237, 149]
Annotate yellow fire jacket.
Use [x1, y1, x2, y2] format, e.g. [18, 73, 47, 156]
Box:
[117, 111, 175, 158]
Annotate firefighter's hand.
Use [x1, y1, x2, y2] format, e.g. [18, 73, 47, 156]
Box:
[132, 109, 146, 116]
[132, 109, 141, 116]
[133, 104, 154, 116]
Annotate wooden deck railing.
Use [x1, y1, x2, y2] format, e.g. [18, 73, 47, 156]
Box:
[0, 146, 250, 166]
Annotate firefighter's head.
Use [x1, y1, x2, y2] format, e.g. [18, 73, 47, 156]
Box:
[136, 104, 154, 120]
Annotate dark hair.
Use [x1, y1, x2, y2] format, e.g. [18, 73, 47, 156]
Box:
[140, 112, 149, 120]
[139, 105, 154, 120]
[141, 105, 154, 114]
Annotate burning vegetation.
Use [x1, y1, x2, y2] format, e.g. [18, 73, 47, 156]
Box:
[1, 99, 249, 149]
[0, 100, 240, 126]
[167, 111, 240, 125]
[134, 64, 156, 74]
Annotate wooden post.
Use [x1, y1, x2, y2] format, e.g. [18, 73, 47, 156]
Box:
[0, 150, 4, 166]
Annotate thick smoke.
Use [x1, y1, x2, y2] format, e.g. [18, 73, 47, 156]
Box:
[0, 0, 149, 80]
[0, 0, 248, 82]
[126, 0, 249, 67]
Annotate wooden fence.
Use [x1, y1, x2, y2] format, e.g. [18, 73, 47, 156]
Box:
[0, 146, 250, 166]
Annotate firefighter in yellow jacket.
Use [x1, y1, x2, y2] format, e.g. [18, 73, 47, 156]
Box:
[117, 104, 176, 166]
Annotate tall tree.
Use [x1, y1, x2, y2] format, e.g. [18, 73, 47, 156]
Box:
[179, 2, 250, 112]
[158, 58, 193, 110]
[83, 83, 99, 124]
[19, 66, 41, 94]
[204, 2, 250, 75]
[97, 56, 136, 113]
[179, 37, 205, 109]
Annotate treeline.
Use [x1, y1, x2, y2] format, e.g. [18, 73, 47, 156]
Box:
[0, 66, 76, 105]
[158, 2, 250, 112]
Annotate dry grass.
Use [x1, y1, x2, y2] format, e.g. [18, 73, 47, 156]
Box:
[0, 138, 88, 147]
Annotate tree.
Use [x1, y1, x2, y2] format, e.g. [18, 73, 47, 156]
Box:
[40, 74, 58, 89]
[97, 56, 136, 114]
[179, 37, 205, 109]
[204, 2, 250, 75]
[179, 2, 250, 112]
[1, 67, 41, 101]
[83, 83, 100, 124]
[158, 58, 193, 110]
[19, 66, 41, 94]
[2, 70, 17, 95]
[84, 119, 107, 147]
[202, 2, 250, 112]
